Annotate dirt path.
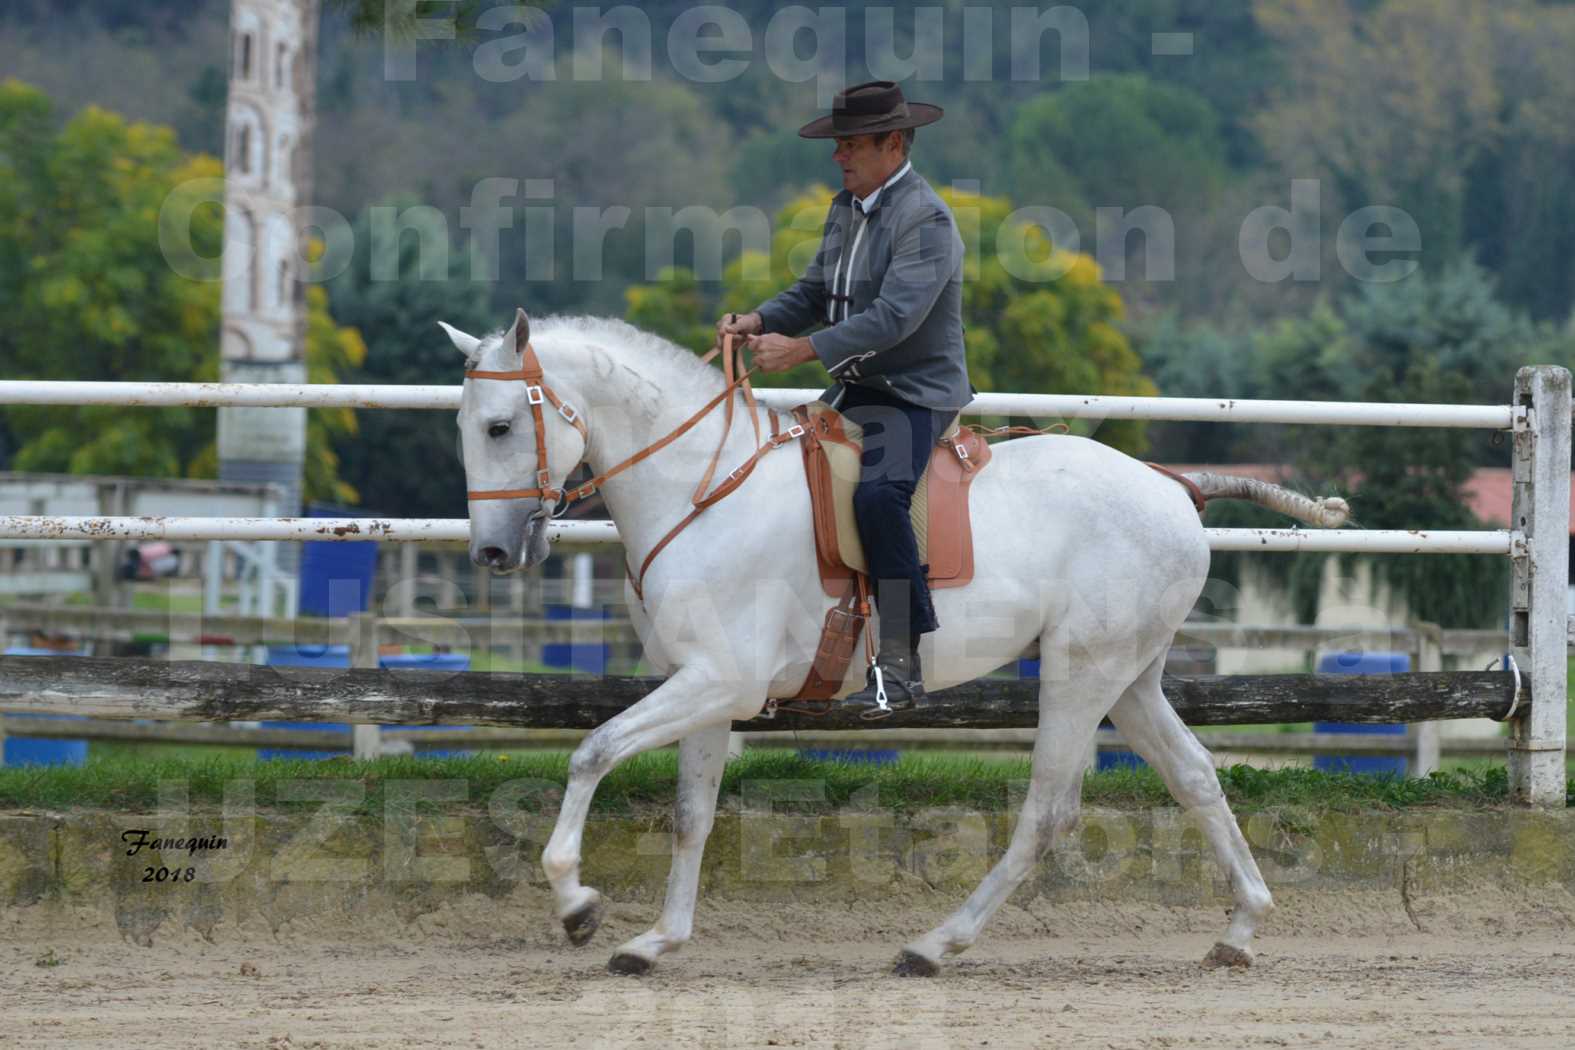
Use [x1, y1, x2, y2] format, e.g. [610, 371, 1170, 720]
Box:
[5, 895, 1574, 1049]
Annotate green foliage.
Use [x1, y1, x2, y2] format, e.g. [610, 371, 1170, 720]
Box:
[0, 79, 221, 477]
[623, 266, 714, 356]
[0, 750, 1553, 815]
[323, 196, 491, 517]
[1007, 74, 1230, 227]
[0, 79, 363, 502]
[1126, 312, 1259, 462]
[323, 0, 552, 37]
[627, 185, 1157, 454]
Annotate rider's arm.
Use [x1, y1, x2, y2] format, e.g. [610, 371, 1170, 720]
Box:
[807, 204, 957, 379]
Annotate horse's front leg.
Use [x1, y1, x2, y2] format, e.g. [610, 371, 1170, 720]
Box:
[606, 721, 731, 974]
[541, 664, 757, 948]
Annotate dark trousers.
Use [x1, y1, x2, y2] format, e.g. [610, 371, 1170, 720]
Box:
[835, 382, 955, 648]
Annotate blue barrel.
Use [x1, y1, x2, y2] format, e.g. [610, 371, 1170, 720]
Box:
[1018, 657, 1141, 771]
[2, 648, 89, 767]
[542, 604, 611, 675]
[259, 647, 472, 759]
[297, 507, 379, 619]
[1314, 651, 1410, 776]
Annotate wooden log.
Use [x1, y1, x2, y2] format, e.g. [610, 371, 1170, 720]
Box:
[0, 654, 1526, 731]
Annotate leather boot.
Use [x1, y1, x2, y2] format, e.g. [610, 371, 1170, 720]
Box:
[844, 638, 926, 720]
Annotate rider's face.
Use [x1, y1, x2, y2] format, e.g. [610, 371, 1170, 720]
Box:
[832, 133, 903, 201]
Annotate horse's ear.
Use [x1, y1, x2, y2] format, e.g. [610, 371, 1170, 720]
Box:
[510, 307, 530, 356]
[438, 321, 481, 359]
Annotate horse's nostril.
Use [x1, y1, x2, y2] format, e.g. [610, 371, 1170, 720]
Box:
[481, 546, 506, 565]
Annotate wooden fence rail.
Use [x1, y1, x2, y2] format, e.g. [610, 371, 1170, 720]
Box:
[0, 654, 1526, 732]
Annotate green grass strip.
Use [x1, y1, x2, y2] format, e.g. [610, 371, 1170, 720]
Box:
[0, 751, 1562, 816]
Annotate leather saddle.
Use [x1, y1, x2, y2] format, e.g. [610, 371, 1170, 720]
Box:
[786, 402, 992, 703]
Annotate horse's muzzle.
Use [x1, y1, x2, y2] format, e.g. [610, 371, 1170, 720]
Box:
[469, 500, 550, 573]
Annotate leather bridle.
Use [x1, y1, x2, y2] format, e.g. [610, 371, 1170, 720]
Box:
[464, 332, 805, 599]
[463, 337, 589, 509]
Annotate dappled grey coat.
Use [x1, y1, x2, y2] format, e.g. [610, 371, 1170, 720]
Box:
[754, 167, 972, 412]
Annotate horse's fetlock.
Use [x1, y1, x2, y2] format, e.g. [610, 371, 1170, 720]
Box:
[541, 847, 576, 882]
[1245, 887, 1275, 919]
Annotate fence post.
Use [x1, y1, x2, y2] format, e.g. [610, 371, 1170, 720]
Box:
[1412, 622, 1442, 777]
[0, 600, 6, 757]
[1508, 366, 1571, 806]
[350, 611, 382, 761]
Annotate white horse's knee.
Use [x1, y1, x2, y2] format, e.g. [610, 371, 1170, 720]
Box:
[569, 730, 617, 781]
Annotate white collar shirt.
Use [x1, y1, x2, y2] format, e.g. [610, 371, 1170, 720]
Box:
[830, 161, 913, 323]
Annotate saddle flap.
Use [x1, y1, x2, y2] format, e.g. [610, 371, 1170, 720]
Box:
[794, 402, 989, 597]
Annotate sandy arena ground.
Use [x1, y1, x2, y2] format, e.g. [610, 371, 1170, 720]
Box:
[5, 892, 1574, 1049]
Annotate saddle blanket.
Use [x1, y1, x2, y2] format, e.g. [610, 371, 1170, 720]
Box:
[791, 401, 991, 597]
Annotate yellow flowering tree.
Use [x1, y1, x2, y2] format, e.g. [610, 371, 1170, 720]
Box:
[627, 185, 1154, 454]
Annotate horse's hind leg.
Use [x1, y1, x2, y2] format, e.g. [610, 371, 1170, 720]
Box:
[1106, 653, 1274, 968]
[895, 672, 1115, 976]
[606, 721, 731, 975]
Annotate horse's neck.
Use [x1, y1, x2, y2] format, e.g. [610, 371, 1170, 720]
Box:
[539, 335, 763, 562]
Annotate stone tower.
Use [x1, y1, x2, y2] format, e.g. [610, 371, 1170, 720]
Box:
[218, 0, 319, 532]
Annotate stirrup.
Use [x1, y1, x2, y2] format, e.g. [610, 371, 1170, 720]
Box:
[859, 664, 894, 721]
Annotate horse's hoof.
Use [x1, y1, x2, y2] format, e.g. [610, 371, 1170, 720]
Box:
[892, 949, 939, 977]
[607, 952, 652, 976]
[1200, 942, 1253, 970]
[562, 898, 604, 947]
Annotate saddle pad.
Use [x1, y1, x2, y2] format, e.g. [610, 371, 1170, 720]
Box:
[793, 402, 991, 597]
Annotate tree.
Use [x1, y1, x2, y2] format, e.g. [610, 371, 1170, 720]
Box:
[625, 266, 715, 356]
[323, 195, 493, 517]
[1207, 261, 1568, 627]
[1007, 74, 1230, 228]
[0, 79, 363, 500]
[626, 184, 1157, 454]
[1256, 0, 1503, 254]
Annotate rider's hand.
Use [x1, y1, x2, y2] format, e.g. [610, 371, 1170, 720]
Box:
[748, 333, 817, 374]
[716, 312, 762, 340]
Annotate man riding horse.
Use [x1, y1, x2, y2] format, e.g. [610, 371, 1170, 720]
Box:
[719, 80, 968, 714]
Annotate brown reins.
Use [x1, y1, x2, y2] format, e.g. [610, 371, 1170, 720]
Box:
[464, 329, 805, 600]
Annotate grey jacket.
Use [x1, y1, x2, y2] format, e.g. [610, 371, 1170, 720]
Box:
[754, 167, 972, 412]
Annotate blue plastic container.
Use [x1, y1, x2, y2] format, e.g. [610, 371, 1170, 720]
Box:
[1018, 657, 1141, 771]
[258, 646, 472, 759]
[2, 648, 89, 767]
[297, 506, 379, 619]
[542, 604, 612, 675]
[1313, 651, 1410, 776]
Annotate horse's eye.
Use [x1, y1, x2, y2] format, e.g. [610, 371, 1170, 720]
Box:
[488, 422, 511, 438]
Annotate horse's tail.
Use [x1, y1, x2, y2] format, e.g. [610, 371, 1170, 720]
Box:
[1183, 472, 1350, 528]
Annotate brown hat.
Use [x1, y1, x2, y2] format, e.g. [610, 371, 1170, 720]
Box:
[797, 80, 944, 139]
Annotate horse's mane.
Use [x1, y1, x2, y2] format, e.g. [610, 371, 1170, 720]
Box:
[476, 315, 726, 394]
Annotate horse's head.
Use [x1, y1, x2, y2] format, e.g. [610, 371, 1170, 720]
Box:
[444, 308, 588, 573]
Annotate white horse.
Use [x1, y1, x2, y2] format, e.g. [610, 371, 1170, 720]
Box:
[443, 310, 1349, 977]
